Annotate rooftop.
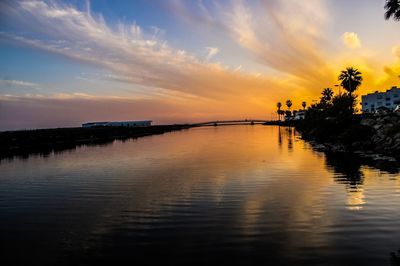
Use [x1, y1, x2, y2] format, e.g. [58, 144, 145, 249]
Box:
[362, 86, 399, 97]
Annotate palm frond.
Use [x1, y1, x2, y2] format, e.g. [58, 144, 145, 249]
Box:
[384, 0, 400, 20]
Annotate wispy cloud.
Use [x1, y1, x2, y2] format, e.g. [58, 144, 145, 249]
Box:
[342, 32, 361, 49]
[1, 0, 294, 102]
[171, 0, 337, 89]
[1, 1, 334, 97]
[0, 79, 42, 90]
[173, 0, 400, 96]
[0, 79, 39, 87]
[205, 47, 219, 61]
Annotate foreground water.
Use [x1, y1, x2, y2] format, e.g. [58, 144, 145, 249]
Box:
[1, 126, 400, 265]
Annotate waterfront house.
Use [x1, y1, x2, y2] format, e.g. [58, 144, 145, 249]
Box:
[82, 120, 152, 128]
[284, 110, 305, 121]
[294, 110, 305, 120]
[361, 86, 400, 113]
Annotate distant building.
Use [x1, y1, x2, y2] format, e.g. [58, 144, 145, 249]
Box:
[361, 86, 400, 113]
[82, 120, 152, 128]
[284, 110, 305, 121]
[294, 111, 306, 120]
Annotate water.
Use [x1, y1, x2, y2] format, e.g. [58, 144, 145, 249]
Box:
[1, 126, 400, 265]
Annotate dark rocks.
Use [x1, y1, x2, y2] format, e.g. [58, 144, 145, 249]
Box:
[298, 112, 400, 161]
[360, 118, 375, 127]
[359, 113, 400, 158]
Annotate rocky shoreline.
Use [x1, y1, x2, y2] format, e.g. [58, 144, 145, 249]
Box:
[298, 112, 400, 162]
[360, 113, 400, 154]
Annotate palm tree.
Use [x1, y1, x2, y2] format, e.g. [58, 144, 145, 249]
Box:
[276, 102, 282, 121]
[279, 110, 285, 121]
[301, 101, 307, 110]
[285, 100, 293, 119]
[385, 0, 400, 21]
[338, 67, 363, 94]
[286, 100, 292, 110]
[321, 88, 334, 103]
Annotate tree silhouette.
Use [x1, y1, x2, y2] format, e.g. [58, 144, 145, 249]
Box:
[276, 102, 282, 121]
[286, 100, 292, 110]
[285, 110, 292, 117]
[385, 0, 400, 21]
[338, 67, 363, 94]
[321, 88, 334, 104]
[279, 110, 285, 120]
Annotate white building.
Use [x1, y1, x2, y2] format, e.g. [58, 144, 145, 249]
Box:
[82, 120, 152, 128]
[294, 110, 305, 120]
[284, 110, 305, 121]
[361, 86, 400, 113]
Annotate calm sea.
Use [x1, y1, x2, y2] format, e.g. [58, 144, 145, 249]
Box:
[1, 126, 400, 265]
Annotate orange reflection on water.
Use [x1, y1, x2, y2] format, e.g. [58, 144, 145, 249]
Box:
[1, 125, 400, 265]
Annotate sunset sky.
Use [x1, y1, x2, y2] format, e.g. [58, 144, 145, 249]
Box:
[0, 0, 399, 130]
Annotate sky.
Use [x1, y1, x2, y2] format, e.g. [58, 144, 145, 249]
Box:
[0, 0, 399, 130]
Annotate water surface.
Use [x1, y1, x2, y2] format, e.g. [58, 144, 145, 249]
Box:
[1, 126, 400, 265]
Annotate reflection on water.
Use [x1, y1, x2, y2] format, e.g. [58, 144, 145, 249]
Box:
[0, 125, 400, 265]
[324, 153, 366, 211]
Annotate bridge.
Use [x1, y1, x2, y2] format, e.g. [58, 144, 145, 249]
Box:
[192, 119, 269, 127]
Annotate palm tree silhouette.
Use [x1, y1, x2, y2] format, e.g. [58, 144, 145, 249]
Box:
[302, 101, 307, 110]
[276, 102, 282, 121]
[338, 67, 363, 94]
[321, 88, 334, 103]
[286, 100, 292, 110]
[285, 100, 293, 119]
[385, 0, 400, 21]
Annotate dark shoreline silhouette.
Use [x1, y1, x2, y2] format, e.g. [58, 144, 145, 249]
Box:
[265, 113, 400, 162]
[0, 125, 192, 160]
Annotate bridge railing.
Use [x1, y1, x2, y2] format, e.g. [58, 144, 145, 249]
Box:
[192, 120, 269, 126]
